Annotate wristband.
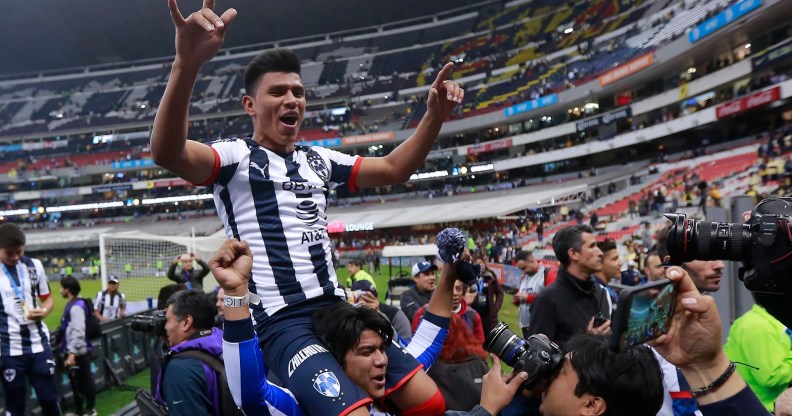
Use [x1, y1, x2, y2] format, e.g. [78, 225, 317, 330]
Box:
[223, 292, 261, 308]
[690, 361, 736, 398]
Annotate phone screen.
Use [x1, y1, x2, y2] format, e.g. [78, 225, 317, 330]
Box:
[611, 279, 677, 351]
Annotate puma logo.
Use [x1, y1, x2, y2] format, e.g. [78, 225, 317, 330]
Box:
[250, 161, 269, 178]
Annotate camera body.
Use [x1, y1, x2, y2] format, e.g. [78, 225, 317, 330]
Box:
[484, 322, 563, 388]
[130, 310, 167, 337]
[665, 197, 792, 294]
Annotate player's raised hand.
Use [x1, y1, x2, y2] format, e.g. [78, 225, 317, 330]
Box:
[209, 238, 252, 296]
[168, 0, 237, 67]
[426, 62, 464, 120]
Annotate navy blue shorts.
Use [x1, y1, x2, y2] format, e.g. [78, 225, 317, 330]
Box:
[254, 296, 422, 415]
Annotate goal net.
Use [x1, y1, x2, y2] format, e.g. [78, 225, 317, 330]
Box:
[99, 231, 228, 313]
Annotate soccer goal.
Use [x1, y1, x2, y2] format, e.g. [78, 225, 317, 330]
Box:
[99, 231, 228, 312]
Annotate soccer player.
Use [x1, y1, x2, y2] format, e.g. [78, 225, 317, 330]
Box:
[150, 1, 463, 415]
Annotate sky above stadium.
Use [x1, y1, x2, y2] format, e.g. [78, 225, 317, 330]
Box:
[3, 0, 480, 76]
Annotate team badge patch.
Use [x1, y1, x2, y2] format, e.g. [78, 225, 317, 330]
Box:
[313, 371, 340, 398]
[4, 369, 15, 382]
[307, 151, 329, 182]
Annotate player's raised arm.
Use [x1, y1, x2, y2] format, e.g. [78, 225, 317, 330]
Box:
[150, 0, 237, 185]
[355, 62, 464, 188]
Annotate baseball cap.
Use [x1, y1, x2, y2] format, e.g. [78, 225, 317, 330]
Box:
[412, 261, 437, 276]
[627, 260, 637, 267]
[108, 275, 119, 283]
[350, 280, 377, 296]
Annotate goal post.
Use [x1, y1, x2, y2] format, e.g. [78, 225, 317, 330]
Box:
[99, 231, 228, 313]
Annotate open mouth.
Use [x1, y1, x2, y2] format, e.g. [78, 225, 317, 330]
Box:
[279, 114, 299, 127]
[373, 374, 386, 387]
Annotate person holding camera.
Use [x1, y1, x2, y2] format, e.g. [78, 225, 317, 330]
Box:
[351, 280, 413, 342]
[0, 223, 60, 416]
[155, 289, 232, 416]
[528, 225, 612, 349]
[167, 253, 210, 291]
[59, 277, 97, 416]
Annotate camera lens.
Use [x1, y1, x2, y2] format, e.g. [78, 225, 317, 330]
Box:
[664, 213, 751, 263]
[484, 322, 527, 367]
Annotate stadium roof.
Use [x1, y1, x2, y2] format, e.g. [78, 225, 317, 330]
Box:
[2, 0, 483, 76]
[326, 183, 589, 228]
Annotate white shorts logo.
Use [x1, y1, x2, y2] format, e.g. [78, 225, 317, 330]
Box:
[313, 371, 340, 398]
[4, 369, 15, 382]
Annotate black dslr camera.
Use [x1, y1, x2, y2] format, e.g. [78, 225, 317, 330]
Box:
[484, 323, 563, 389]
[130, 310, 167, 337]
[664, 197, 792, 294]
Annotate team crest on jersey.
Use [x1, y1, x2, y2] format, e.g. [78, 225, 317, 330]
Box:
[313, 371, 340, 398]
[307, 152, 329, 182]
[4, 369, 15, 382]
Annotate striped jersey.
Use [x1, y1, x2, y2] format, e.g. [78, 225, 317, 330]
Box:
[201, 138, 361, 316]
[0, 256, 52, 356]
[94, 290, 127, 320]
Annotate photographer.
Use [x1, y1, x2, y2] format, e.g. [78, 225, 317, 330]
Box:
[167, 253, 210, 291]
[155, 289, 228, 416]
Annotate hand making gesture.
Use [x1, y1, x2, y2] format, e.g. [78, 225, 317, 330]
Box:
[426, 62, 465, 120]
[167, 0, 238, 68]
[209, 238, 253, 297]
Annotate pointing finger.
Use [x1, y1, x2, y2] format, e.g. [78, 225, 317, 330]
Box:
[167, 0, 186, 26]
[432, 62, 454, 89]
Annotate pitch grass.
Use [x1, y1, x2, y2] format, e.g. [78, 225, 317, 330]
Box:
[54, 265, 521, 413]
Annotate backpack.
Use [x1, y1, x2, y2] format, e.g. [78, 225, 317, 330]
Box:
[426, 354, 489, 411]
[169, 350, 243, 416]
[61, 298, 102, 341]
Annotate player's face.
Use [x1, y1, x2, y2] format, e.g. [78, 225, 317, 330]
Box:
[571, 233, 603, 275]
[244, 71, 306, 153]
[600, 249, 622, 280]
[540, 357, 602, 416]
[414, 271, 436, 292]
[684, 260, 725, 292]
[0, 245, 23, 267]
[644, 255, 665, 281]
[343, 329, 388, 399]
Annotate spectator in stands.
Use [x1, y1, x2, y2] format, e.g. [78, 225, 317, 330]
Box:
[621, 260, 642, 286]
[724, 292, 792, 411]
[351, 280, 412, 342]
[643, 251, 666, 282]
[59, 276, 97, 416]
[0, 223, 60, 416]
[641, 221, 654, 249]
[513, 250, 555, 339]
[346, 259, 376, 290]
[152, 1, 463, 412]
[156, 289, 225, 416]
[527, 225, 611, 349]
[94, 274, 127, 322]
[469, 256, 504, 337]
[168, 253, 210, 291]
[401, 260, 437, 322]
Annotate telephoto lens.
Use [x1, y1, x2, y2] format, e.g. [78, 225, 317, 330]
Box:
[663, 213, 751, 263]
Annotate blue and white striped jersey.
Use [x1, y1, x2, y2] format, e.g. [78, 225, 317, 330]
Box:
[223, 312, 449, 416]
[201, 138, 361, 316]
[94, 290, 126, 320]
[0, 257, 52, 356]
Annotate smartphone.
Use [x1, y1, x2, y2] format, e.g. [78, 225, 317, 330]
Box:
[609, 278, 678, 352]
[593, 313, 608, 328]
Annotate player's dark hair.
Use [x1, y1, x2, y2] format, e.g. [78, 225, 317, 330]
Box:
[60, 276, 81, 297]
[166, 289, 217, 331]
[567, 334, 664, 416]
[552, 224, 594, 267]
[245, 48, 301, 96]
[597, 239, 617, 254]
[313, 302, 393, 367]
[0, 223, 25, 248]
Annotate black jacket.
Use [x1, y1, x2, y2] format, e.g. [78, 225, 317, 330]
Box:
[526, 267, 611, 350]
[400, 287, 432, 322]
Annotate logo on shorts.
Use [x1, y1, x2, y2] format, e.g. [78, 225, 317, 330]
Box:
[313, 371, 341, 398]
[4, 369, 15, 382]
[47, 359, 56, 375]
[287, 344, 329, 377]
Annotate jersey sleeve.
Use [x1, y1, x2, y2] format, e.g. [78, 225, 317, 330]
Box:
[311, 147, 362, 192]
[94, 292, 104, 309]
[33, 258, 51, 299]
[405, 312, 449, 370]
[222, 318, 304, 416]
[194, 139, 247, 187]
